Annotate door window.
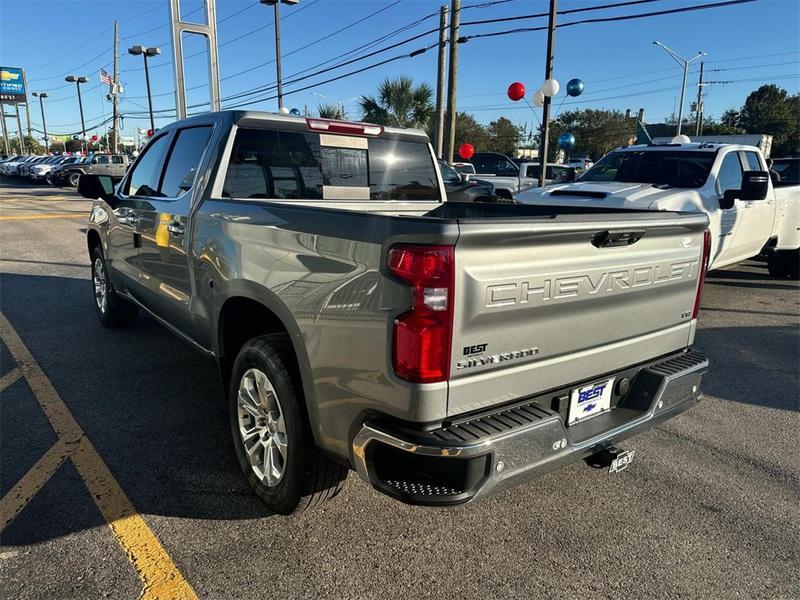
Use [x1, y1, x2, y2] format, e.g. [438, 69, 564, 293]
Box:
[717, 152, 743, 194]
[125, 134, 170, 197]
[160, 126, 214, 197]
[743, 151, 763, 171]
[112, 155, 125, 164]
[94, 155, 110, 164]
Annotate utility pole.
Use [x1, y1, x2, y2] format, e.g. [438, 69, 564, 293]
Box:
[14, 104, 26, 154]
[653, 41, 705, 137]
[695, 61, 704, 136]
[538, 0, 557, 188]
[113, 19, 120, 153]
[22, 69, 33, 141]
[444, 0, 460, 162]
[434, 5, 448, 158]
[0, 104, 9, 155]
[32, 93, 49, 154]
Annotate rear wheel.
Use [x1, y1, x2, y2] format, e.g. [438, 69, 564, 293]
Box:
[68, 171, 81, 187]
[768, 249, 800, 280]
[229, 335, 347, 515]
[90, 246, 138, 327]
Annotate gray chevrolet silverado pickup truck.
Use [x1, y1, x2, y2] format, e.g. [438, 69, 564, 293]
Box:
[80, 111, 710, 514]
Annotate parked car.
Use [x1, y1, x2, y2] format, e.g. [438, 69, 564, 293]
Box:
[451, 162, 476, 175]
[566, 157, 594, 172]
[47, 156, 88, 185]
[29, 156, 70, 181]
[19, 156, 49, 177]
[55, 153, 130, 187]
[456, 152, 540, 200]
[80, 111, 710, 514]
[517, 162, 578, 185]
[518, 142, 800, 278]
[1, 155, 37, 176]
[438, 160, 496, 203]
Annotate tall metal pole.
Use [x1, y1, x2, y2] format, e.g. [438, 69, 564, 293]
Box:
[37, 96, 48, 154]
[444, 0, 460, 163]
[695, 61, 704, 136]
[0, 104, 9, 155]
[434, 5, 448, 158]
[273, 2, 284, 109]
[653, 42, 705, 137]
[22, 69, 33, 141]
[14, 104, 26, 154]
[113, 19, 120, 153]
[143, 54, 155, 133]
[76, 81, 87, 152]
[676, 63, 689, 137]
[538, 0, 558, 188]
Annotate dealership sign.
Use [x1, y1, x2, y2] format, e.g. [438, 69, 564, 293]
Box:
[0, 66, 27, 104]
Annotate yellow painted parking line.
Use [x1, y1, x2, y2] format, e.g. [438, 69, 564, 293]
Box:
[0, 367, 22, 392]
[0, 311, 198, 600]
[0, 440, 69, 531]
[0, 213, 86, 220]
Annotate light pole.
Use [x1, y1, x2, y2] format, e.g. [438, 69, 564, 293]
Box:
[260, 0, 298, 110]
[128, 45, 161, 133]
[32, 92, 49, 154]
[65, 75, 89, 151]
[653, 41, 705, 137]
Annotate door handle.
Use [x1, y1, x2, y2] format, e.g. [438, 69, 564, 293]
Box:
[167, 221, 185, 236]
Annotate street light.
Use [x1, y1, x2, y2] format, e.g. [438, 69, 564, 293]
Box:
[128, 45, 161, 133]
[65, 75, 89, 151]
[653, 41, 706, 137]
[260, 0, 299, 110]
[32, 92, 49, 154]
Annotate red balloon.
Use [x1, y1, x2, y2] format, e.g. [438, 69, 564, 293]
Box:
[458, 143, 475, 160]
[91, 134, 98, 142]
[146, 129, 154, 137]
[507, 81, 526, 102]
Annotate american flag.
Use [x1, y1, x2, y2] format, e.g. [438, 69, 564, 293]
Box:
[100, 68, 113, 86]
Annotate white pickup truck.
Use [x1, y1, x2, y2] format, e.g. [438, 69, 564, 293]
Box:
[518, 143, 799, 278]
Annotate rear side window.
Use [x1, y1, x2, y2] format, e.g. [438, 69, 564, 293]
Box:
[112, 155, 125, 164]
[160, 126, 214, 197]
[222, 128, 439, 201]
[95, 155, 110, 164]
[125, 134, 170, 197]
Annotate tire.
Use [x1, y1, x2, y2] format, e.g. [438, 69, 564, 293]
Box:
[229, 334, 347, 515]
[90, 246, 138, 328]
[474, 196, 494, 203]
[767, 251, 787, 277]
[68, 171, 81, 187]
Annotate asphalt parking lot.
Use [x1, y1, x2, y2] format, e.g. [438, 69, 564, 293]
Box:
[1, 179, 798, 600]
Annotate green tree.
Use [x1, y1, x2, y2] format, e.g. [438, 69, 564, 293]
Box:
[359, 76, 434, 129]
[317, 103, 347, 120]
[548, 109, 636, 161]
[485, 117, 522, 156]
[9, 135, 44, 155]
[452, 112, 490, 157]
[699, 117, 744, 136]
[738, 84, 799, 156]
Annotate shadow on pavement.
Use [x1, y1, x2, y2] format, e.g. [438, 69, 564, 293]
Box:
[1, 271, 797, 546]
[1, 273, 269, 546]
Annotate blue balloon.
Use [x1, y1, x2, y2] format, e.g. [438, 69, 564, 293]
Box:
[566, 78, 584, 97]
[289, 108, 301, 116]
[558, 132, 576, 150]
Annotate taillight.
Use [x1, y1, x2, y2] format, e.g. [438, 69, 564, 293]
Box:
[305, 118, 383, 137]
[692, 229, 712, 319]
[388, 244, 455, 383]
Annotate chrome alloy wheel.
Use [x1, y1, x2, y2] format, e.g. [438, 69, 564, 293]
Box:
[237, 368, 288, 487]
[93, 257, 108, 314]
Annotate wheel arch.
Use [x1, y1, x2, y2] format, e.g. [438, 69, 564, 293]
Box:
[214, 284, 323, 445]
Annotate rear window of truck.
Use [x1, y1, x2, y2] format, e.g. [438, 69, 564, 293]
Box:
[222, 128, 440, 201]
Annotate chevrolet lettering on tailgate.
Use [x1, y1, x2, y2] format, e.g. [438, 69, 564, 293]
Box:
[485, 259, 699, 308]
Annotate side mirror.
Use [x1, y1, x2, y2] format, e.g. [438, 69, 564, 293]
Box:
[740, 170, 769, 200]
[720, 190, 736, 210]
[77, 173, 114, 201]
[459, 173, 469, 183]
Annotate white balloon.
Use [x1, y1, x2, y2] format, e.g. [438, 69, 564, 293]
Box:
[671, 134, 691, 144]
[532, 89, 545, 107]
[278, 106, 290, 114]
[541, 78, 560, 97]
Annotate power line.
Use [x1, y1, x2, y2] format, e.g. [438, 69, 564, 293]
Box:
[460, 0, 664, 26]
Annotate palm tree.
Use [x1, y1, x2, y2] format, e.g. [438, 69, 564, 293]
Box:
[317, 103, 347, 120]
[359, 76, 434, 129]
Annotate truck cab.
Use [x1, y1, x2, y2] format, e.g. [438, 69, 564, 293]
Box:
[518, 142, 799, 275]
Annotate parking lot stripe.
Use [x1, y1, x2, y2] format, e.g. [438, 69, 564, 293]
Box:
[0, 440, 69, 531]
[0, 311, 198, 600]
[0, 214, 87, 221]
[0, 367, 22, 392]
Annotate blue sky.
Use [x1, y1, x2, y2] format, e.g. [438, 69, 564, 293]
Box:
[1, 0, 798, 141]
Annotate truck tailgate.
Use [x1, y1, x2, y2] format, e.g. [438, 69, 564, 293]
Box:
[448, 212, 708, 416]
